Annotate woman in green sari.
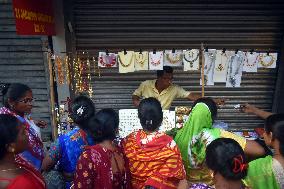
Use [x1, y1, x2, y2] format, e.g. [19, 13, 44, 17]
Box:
[173, 97, 265, 185]
[244, 114, 284, 189]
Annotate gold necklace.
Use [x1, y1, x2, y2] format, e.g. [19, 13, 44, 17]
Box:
[166, 52, 182, 64]
[259, 54, 275, 67]
[118, 52, 134, 67]
[135, 52, 147, 66]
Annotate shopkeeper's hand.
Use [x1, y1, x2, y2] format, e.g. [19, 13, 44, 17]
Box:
[35, 120, 47, 128]
[240, 104, 257, 114]
[214, 98, 226, 106]
[133, 99, 140, 107]
[132, 95, 140, 107]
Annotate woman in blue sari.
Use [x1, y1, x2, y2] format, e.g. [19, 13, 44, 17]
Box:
[42, 95, 95, 189]
[0, 83, 45, 172]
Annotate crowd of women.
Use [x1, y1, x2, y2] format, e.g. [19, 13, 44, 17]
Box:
[0, 83, 283, 189]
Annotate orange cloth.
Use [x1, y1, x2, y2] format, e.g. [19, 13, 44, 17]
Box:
[122, 130, 186, 189]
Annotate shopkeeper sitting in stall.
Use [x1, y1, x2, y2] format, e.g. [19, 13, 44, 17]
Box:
[132, 66, 201, 109]
[132, 66, 225, 109]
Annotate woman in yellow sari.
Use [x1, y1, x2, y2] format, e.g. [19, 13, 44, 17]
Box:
[173, 97, 265, 185]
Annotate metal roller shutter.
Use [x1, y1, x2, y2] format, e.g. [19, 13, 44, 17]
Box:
[0, 0, 51, 140]
[71, 0, 284, 129]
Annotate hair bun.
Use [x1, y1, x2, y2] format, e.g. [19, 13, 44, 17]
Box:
[71, 104, 89, 123]
[76, 105, 86, 117]
[145, 120, 153, 125]
[232, 155, 248, 174]
[0, 84, 10, 96]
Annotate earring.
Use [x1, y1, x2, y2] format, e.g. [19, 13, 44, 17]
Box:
[11, 148, 17, 161]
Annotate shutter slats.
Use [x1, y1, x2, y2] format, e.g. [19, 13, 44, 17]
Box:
[0, 0, 51, 141]
[73, 0, 283, 129]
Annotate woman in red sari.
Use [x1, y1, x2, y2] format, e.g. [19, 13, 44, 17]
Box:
[122, 97, 186, 189]
[74, 108, 132, 189]
[0, 114, 45, 189]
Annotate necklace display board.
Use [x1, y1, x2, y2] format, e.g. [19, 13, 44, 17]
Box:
[163, 50, 183, 67]
[98, 52, 118, 68]
[243, 52, 259, 73]
[149, 51, 164, 70]
[134, 51, 149, 71]
[258, 53, 277, 68]
[183, 49, 199, 71]
[118, 109, 175, 138]
[213, 50, 232, 82]
[118, 51, 135, 73]
[203, 49, 217, 85]
[226, 51, 245, 87]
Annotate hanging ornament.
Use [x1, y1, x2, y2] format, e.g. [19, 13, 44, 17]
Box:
[257, 53, 277, 68]
[63, 55, 70, 85]
[164, 50, 183, 67]
[55, 56, 65, 84]
[81, 52, 89, 92]
[149, 51, 163, 70]
[98, 52, 117, 68]
[134, 51, 149, 71]
[243, 52, 258, 73]
[226, 51, 245, 88]
[183, 49, 199, 71]
[213, 50, 232, 83]
[74, 56, 83, 93]
[86, 55, 93, 97]
[202, 49, 216, 86]
[118, 51, 135, 73]
[93, 56, 101, 78]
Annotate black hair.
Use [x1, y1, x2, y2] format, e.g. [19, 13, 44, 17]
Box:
[2, 83, 31, 108]
[192, 97, 217, 121]
[0, 114, 19, 159]
[70, 95, 95, 129]
[206, 138, 247, 180]
[87, 108, 119, 143]
[264, 114, 284, 156]
[157, 66, 173, 78]
[138, 97, 163, 132]
[264, 114, 284, 133]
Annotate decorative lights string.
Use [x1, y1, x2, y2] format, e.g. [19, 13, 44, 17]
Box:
[86, 53, 93, 97]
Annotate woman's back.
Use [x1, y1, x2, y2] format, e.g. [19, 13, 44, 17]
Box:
[53, 127, 94, 173]
[244, 155, 283, 189]
[123, 97, 185, 189]
[74, 108, 131, 189]
[75, 144, 130, 189]
[123, 129, 185, 189]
